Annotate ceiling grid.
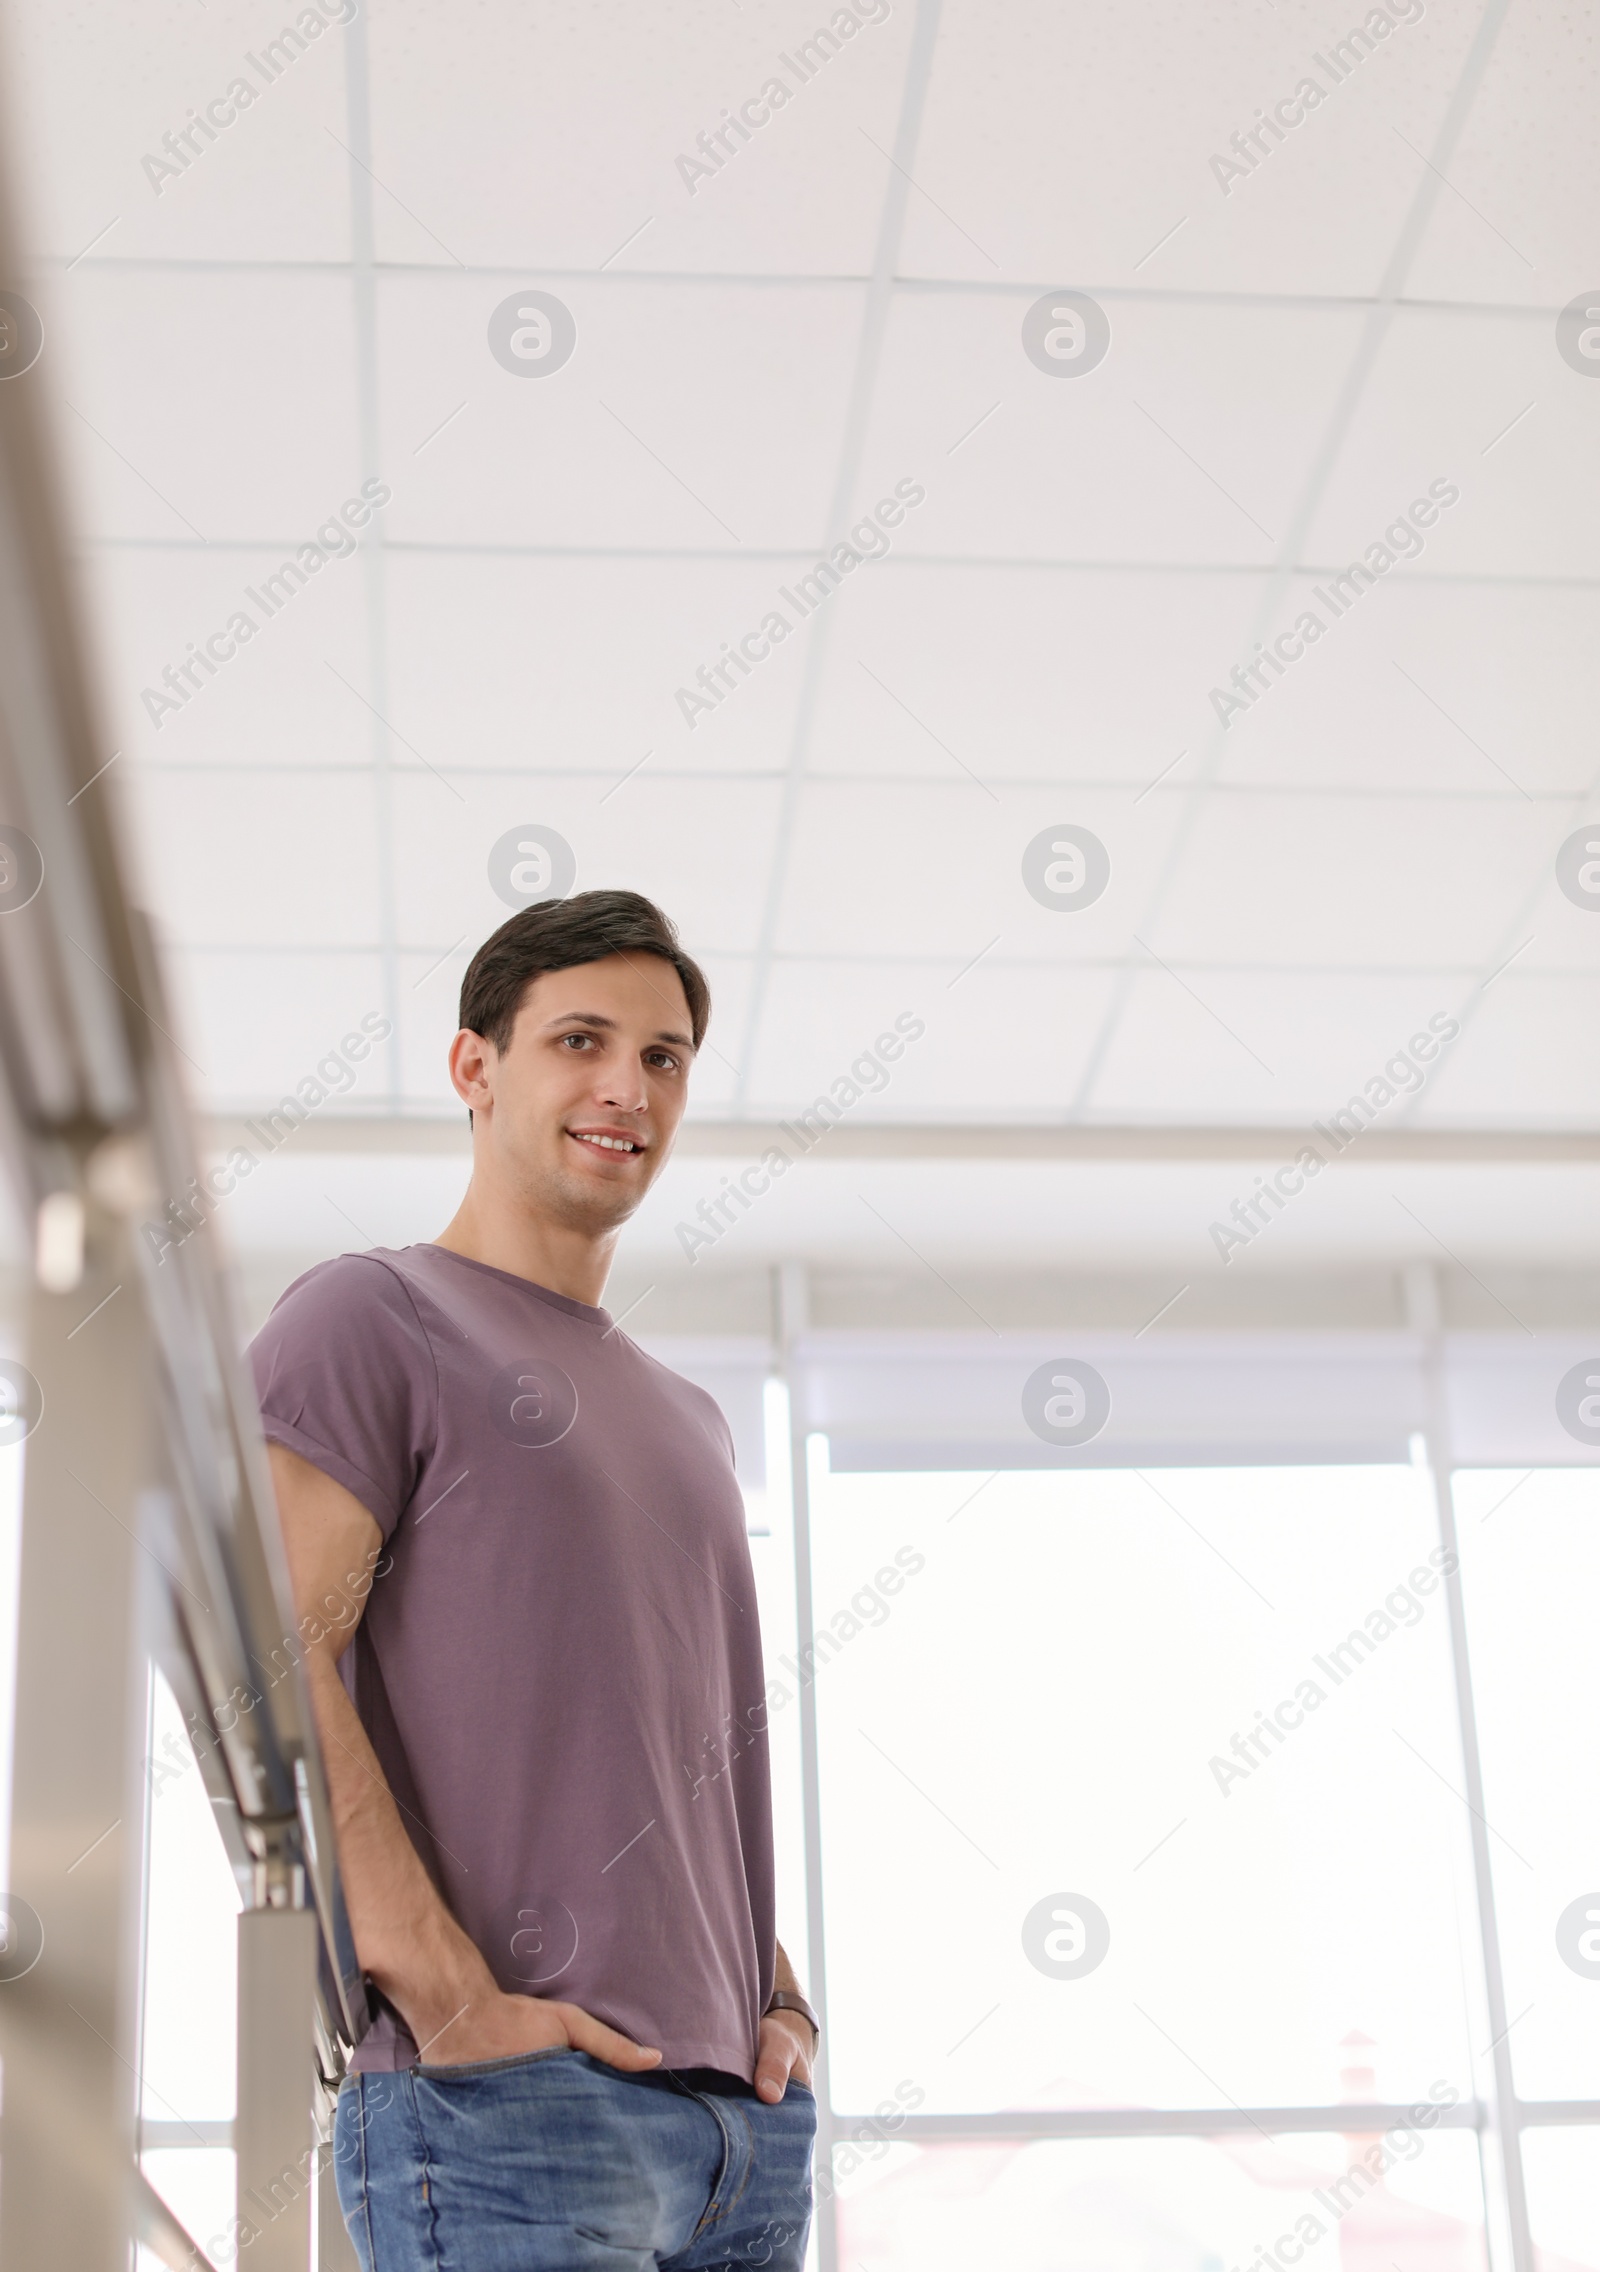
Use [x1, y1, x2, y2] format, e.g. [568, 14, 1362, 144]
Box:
[0, 0, 1592, 1270]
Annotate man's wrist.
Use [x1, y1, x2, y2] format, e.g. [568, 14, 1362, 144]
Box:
[764, 1989, 819, 2046]
[377, 1949, 499, 2050]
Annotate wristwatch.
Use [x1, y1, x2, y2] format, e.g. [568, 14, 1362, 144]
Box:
[764, 1989, 819, 2046]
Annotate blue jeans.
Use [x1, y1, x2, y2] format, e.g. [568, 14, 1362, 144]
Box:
[333, 2048, 817, 2271]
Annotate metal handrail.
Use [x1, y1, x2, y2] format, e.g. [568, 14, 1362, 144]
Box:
[0, 369, 366, 2062]
[127, 905, 365, 2045]
[0, 49, 368, 2222]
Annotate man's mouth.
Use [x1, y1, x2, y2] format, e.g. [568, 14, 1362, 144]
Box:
[568, 1130, 644, 1156]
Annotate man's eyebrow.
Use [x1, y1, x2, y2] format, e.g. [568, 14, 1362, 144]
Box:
[541, 1011, 695, 1051]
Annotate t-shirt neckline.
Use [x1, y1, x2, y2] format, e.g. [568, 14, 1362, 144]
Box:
[408, 1242, 614, 1332]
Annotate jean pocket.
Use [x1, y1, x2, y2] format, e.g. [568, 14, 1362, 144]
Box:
[413, 2044, 579, 2081]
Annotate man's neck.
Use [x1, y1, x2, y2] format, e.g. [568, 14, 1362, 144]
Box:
[432, 1185, 617, 1308]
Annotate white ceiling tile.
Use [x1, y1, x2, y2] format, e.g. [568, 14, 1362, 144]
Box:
[804, 561, 1260, 785]
[740, 955, 1127, 1121]
[392, 944, 471, 1113]
[44, 269, 363, 542]
[899, 0, 1485, 297]
[381, 552, 809, 776]
[9, 0, 353, 265]
[855, 292, 1367, 569]
[1206, 575, 1600, 801]
[1503, 830, 1600, 975]
[81, 540, 375, 769]
[374, 273, 861, 551]
[1150, 789, 1555, 970]
[1403, 0, 1600, 308]
[365, 0, 913, 273]
[1088, 971, 1477, 1124]
[1303, 307, 1600, 582]
[131, 768, 384, 948]
[1416, 973, 1600, 1124]
[765, 774, 1190, 963]
[161, 946, 393, 1112]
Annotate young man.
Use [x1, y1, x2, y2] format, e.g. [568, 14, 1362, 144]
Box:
[249, 890, 819, 2272]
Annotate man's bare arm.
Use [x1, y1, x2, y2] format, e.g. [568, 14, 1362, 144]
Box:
[267, 1441, 661, 2071]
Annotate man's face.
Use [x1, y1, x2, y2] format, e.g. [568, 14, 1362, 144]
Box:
[455, 953, 695, 1235]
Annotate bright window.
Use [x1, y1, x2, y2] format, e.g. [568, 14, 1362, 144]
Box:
[810, 1462, 1479, 2117]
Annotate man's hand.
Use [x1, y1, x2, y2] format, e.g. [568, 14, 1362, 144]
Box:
[410, 1979, 661, 2073]
[753, 2008, 814, 2102]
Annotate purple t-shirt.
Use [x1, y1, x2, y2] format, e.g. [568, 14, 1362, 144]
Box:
[248, 1242, 775, 2077]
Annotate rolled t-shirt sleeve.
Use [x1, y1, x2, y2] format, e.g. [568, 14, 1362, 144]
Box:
[248, 1255, 438, 1540]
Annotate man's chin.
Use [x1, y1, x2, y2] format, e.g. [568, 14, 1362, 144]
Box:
[543, 1164, 646, 1237]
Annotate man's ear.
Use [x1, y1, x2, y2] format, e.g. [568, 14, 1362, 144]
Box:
[448, 1027, 497, 1114]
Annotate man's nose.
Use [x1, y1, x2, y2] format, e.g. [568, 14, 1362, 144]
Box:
[594, 1067, 648, 1114]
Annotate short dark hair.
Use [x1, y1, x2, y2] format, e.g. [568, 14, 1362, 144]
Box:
[458, 889, 710, 1057]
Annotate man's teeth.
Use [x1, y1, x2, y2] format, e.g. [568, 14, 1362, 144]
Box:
[574, 1133, 637, 1152]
